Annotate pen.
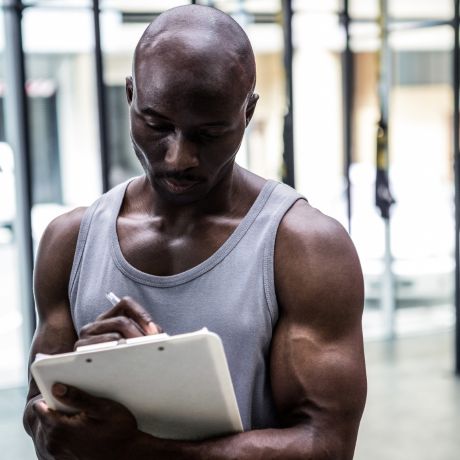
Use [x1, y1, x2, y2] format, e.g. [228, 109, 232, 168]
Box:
[105, 292, 121, 306]
[104, 292, 126, 344]
[105, 291, 160, 335]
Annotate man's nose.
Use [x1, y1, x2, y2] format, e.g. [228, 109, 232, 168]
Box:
[164, 132, 199, 170]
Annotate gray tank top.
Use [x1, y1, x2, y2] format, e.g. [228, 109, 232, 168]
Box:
[69, 177, 303, 431]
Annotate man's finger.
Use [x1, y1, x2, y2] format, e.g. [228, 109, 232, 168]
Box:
[74, 332, 123, 350]
[97, 296, 162, 335]
[33, 399, 51, 421]
[33, 399, 61, 428]
[51, 383, 104, 418]
[80, 317, 144, 339]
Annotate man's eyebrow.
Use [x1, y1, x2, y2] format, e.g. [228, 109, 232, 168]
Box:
[139, 107, 170, 119]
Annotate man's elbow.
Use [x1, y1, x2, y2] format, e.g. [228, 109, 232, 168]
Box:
[293, 423, 358, 460]
[23, 395, 41, 437]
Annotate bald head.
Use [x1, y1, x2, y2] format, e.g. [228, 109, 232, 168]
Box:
[132, 5, 256, 102]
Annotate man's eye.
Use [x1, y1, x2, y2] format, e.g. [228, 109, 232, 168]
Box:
[199, 130, 224, 139]
[147, 123, 174, 133]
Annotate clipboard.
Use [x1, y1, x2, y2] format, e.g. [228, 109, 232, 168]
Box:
[31, 328, 243, 440]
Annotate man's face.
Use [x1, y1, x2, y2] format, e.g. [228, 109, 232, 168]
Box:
[126, 51, 255, 205]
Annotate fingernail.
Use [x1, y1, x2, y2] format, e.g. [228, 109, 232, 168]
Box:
[52, 383, 68, 397]
[147, 322, 159, 334]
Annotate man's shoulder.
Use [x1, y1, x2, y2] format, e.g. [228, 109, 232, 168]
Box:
[34, 207, 88, 315]
[278, 199, 350, 252]
[274, 200, 364, 326]
[41, 207, 87, 250]
[35, 207, 87, 278]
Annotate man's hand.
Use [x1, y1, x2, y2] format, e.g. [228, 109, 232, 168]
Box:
[33, 383, 142, 460]
[75, 297, 163, 349]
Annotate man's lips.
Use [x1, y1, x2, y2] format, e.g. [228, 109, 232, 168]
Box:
[160, 177, 203, 194]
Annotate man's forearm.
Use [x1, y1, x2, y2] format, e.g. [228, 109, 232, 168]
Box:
[133, 425, 343, 460]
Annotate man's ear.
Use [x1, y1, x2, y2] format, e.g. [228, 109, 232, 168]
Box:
[126, 76, 134, 105]
[245, 93, 259, 127]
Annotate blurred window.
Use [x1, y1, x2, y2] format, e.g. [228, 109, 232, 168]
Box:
[350, 0, 378, 20]
[22, 0, 91, 6]
[294, 0, 340, 14]
[22, 5, 101, 215]
[101, 1, 188, 11]
[292, 7, 345, 222]
[351, 22, 455, 336]
[388, 0, 453, 21]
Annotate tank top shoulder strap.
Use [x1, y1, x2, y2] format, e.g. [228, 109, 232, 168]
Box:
[261, 182, 306, 324]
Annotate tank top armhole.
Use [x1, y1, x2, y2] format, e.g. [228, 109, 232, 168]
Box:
[68, 199, 102, 306]
[263, 191, 306, 327]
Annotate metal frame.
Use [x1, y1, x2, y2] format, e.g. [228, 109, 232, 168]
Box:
[2, 0, 35, 351]
[92, 0, 110, 192]
[341, 0, 353, 233]
[454, 0, 460, 376]
[341, 3, 459, 360]
[281, 0, 295, 188]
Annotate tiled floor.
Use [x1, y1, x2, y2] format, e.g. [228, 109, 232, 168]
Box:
[1, 387, 35, 459]
[2, 331, 459, 459]
[355, 330, 460, 460]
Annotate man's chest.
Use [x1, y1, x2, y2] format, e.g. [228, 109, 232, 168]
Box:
[116, 216, 241, 276]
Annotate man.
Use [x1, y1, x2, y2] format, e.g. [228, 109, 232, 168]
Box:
[24, 4, 366, 459]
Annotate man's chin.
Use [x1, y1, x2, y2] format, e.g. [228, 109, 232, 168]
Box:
[153, 177, 208, 205]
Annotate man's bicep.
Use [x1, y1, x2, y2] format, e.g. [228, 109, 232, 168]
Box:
[33, 207, 86, 314]
[271, 202, 366, 456]
[27, 208, 85, 400]
[271, 318, 366, 432]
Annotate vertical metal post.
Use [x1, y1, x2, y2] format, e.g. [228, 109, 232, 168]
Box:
[3, 0, 35, 352]
[92, 0, 110, 192]
[341, 0, 353, 233]
[378, 0, 396, 340]
[453, 0, 460, 375]
[281, 0, 295, 188]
